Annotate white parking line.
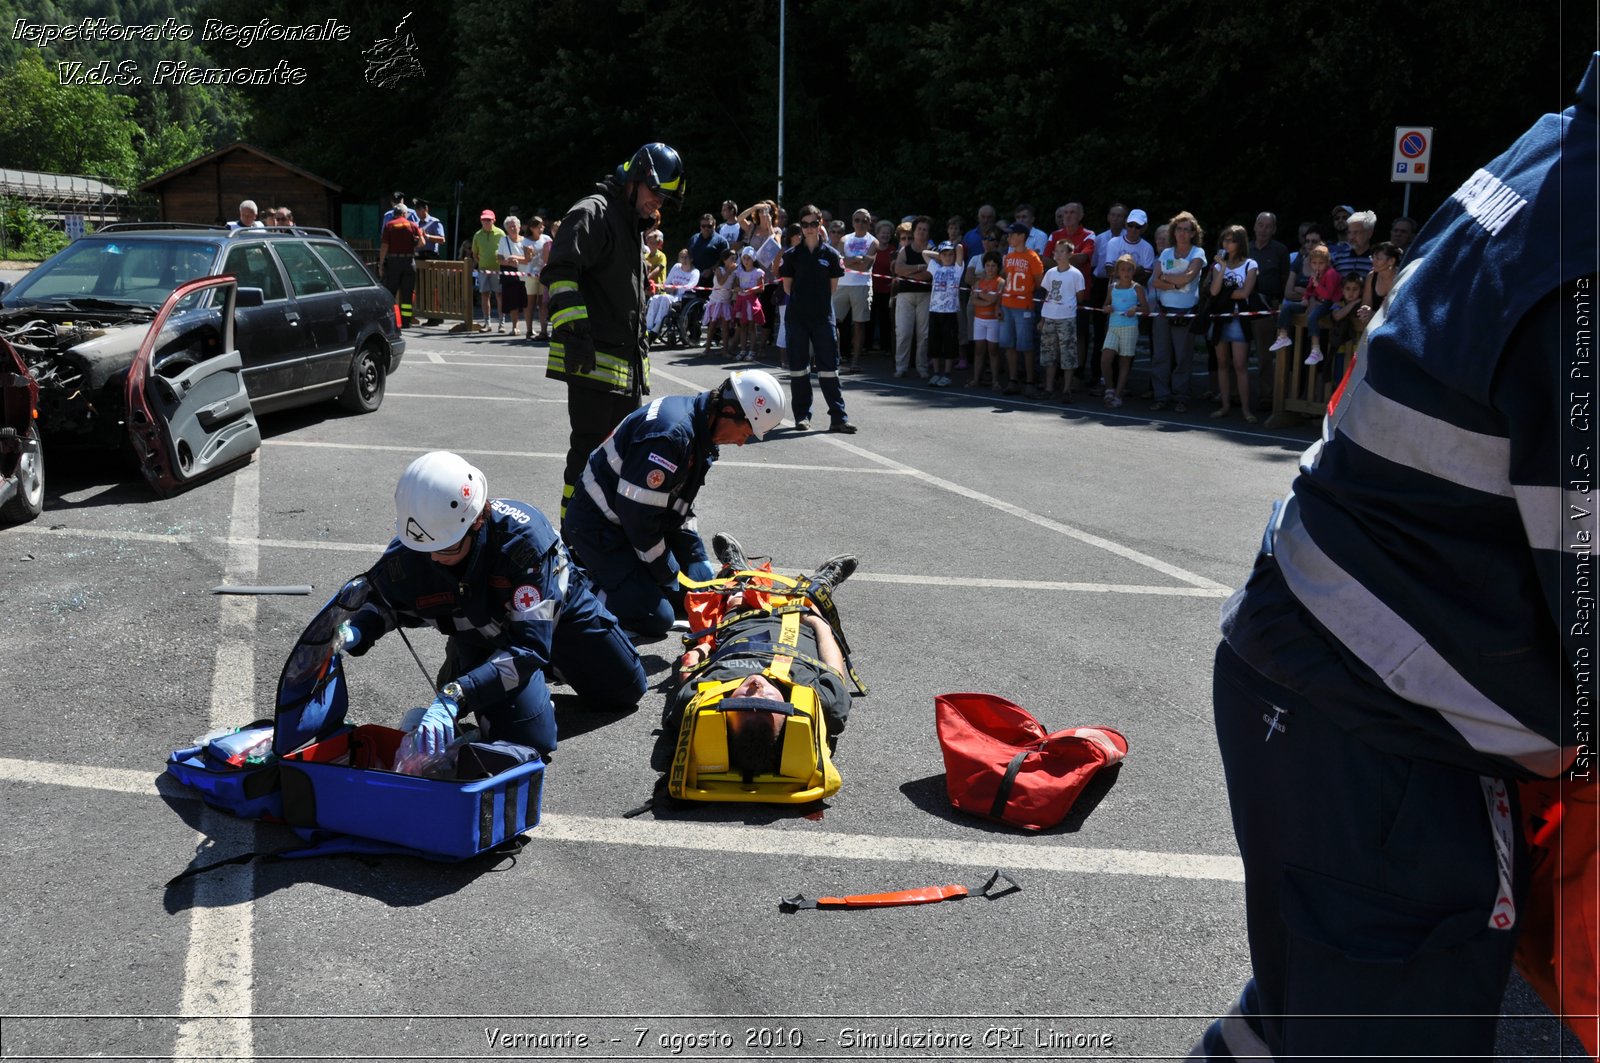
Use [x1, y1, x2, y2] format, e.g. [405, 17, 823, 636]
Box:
[173, 460, 257, 1057]
[6, 525, 1221, 595]
[264, 440, 566, 459]
[260, 438, 910, 475]
[386, 392, 565, 404]
[0, 757, 1245, 884]
[869, 377, 1311, 442]
[824, 437, 1232, 592]
[857, 572, 1230, 597]
[647, 366, 1232, 592]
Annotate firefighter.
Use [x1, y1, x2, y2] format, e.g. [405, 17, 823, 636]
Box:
[544, 141, 686, 526]
[340, 451, 648, 756]
[378, 192, 423, 326]
[563, 369, 787, 640]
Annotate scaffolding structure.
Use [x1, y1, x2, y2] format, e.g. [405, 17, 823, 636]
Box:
[0, 168, 134, 256]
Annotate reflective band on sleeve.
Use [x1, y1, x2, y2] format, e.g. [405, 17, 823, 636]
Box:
[549, 347, 632, 389]
[489, 651, 519, 691]
[1273, 493, 1567, 775]
[618, 479, 672, 508]
[551, 306, 589, 328]
[548, 280, 579, 295]
[601, 436, 623, 474]
[1335, 379, 1513, 497]
[636, 539, 667, 563]
[672, 499, 690, 515]
[580, 467, 623, 524]
[553, 545, 571, 595]
[1514, 484, 1598, 555]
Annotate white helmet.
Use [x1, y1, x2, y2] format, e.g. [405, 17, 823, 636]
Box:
[726, 369, 787, 440]
[394, 451, 488, 551]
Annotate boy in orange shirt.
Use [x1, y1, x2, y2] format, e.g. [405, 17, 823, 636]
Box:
[999, 222, 1045, 396]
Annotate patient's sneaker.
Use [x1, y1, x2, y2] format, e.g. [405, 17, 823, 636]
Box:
[811, 554, 858, 590]
[711, 532, 751, 572]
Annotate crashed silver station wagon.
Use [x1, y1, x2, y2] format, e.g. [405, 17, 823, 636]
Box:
[0, 223, 405, 499]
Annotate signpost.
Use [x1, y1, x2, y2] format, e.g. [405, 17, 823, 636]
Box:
[1391, 126, 1434, 220]
[64, 213, 85, 242]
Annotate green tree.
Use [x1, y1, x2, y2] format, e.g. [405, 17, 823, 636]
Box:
[0, 52, 140, 184]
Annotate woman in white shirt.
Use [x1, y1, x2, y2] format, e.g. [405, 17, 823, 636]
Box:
[496, 216, 528, 334]
[1149, 210, 1207, 411]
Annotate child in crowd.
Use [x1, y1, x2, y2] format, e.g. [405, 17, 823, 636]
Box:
[703, 248, 737, 352]
[1099, 253, 1149, 408]
[733, 247, 767, 361]
[926, 241, 964, 387]
[1324, 272, 1367, 385]
[967, 252, 1003, 388]
[1039, 239, 1086, 402]
[1268, 243, 1341, 365]
[644, 229, 667, 294]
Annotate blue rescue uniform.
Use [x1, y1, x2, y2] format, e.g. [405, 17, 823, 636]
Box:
[564, 393, 717, 637]
[1198, 56, 1597, 1060]
[347, 499, 647, 753]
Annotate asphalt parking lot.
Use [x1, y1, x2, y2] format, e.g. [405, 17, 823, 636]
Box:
[0, 324, 1580, 1060]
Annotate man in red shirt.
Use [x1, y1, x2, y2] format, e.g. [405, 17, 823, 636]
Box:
[378, 199, 423, 327]
[999, 223, 1045, 396]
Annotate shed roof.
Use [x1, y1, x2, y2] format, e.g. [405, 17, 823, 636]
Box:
[137, 142, 343, 193]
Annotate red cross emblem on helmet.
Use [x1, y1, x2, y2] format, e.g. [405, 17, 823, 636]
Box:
[461, 484, 473, 498]
[754, 396, 766, 408]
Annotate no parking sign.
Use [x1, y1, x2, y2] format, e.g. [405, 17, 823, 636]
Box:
[1392, 126, 1434, 183]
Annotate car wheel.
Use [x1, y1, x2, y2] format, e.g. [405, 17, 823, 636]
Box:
[339, 341, 387, 414]
[1, 423, 45, 524]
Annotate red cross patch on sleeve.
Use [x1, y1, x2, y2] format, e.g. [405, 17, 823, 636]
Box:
[513, 584, 542, 612]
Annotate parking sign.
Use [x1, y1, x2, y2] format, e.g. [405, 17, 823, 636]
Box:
[1392, 127, 1434, 183]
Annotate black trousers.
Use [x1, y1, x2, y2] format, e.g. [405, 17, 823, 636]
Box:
[784, 315, 846, 424]
[382, 257, 416, 325]
[560, 385, 639, 527]
[1198, 642, 1522, 1061]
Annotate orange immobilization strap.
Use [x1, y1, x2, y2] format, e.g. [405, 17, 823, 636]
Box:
[817, 885, 968, 908]
[780, 869, 1020, 912]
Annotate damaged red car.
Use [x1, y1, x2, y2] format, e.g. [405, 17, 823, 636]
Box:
[0, 223, 406, 505]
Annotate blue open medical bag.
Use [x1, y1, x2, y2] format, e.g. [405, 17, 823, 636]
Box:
[165, 576, 544, 862]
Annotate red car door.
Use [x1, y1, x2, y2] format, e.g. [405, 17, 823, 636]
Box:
[125, 275, 261, 496]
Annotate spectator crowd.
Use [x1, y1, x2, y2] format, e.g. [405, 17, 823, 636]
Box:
[406, 190, 1422, 421]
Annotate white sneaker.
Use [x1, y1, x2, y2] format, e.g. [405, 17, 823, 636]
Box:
[1304, 349, 1324, 365]
[1268, 336, 1293, 352]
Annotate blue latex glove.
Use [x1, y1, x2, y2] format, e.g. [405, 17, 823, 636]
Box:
[416, 696, 459, 757]
[684, 558, 717, 584]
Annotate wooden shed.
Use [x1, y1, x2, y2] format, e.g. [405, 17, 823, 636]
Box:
[137, 142, 342, 230]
